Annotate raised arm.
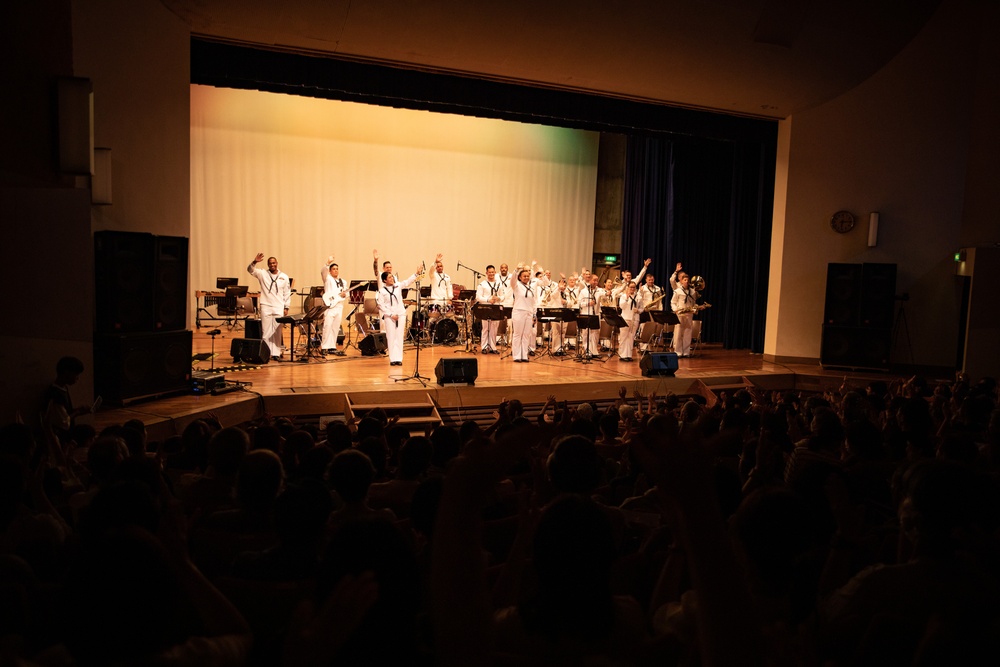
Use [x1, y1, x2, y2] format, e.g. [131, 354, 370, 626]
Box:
[248, 252, 265, 274]
[669, 262, 682, 290]
[632, 258, 651, 284]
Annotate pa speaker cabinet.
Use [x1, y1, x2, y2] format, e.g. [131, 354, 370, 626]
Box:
[358, 332, 387, 356]
[640, 351, 678, 377]
[94, 330, 192, 404]
[94, 231, 156, 332]
[823, 263, 862, 327]
[820, 325, 891, 370]
[244, 318, 263, 340]
[153, 236, 188, 331]
[860, 263, 897, 329]
[435, 358, 478, 386]
[230, 338, 270, 365]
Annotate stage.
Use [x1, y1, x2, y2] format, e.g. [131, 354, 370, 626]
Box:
[92, 327, 894, 441]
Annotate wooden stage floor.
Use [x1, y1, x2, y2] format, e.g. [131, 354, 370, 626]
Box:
[93, 327, 901, 441]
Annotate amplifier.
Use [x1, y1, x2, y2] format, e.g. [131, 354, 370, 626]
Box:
[192, 370, 226, 394]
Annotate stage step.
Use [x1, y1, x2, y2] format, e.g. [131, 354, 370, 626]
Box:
[344, 393, 442, 434]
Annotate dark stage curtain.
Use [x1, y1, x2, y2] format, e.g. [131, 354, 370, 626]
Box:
[622, 136, 774, 352]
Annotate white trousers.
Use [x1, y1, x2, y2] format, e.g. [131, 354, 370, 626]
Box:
[511, 309, 533, 361]
[673, 313, 694, 356]
[261, 307, 284, 357]
[383, 314, 405, 362]
[619, 318, 639, 358]
[321, 307, 343, 351]
[481, 318, 499, 351]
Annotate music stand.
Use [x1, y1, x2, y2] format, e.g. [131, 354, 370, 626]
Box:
[601, 306, 628, 361]
[298, 302, 328, 362]
[534, 308, 559, 358]
[275, 314, 300, 361]
[223, 285, 249, 330]
[216, 277, 239, 289]
[541, 307, 578, 360]
[470, 303, 503, 355]
[574, 313, 601, 363]
[651, 310, 680, 351]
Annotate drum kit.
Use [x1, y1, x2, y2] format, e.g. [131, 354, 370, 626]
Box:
[409, 289, 463, 345]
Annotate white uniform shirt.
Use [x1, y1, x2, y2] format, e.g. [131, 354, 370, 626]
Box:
[377, 274, 418, 318]
[248, 264, 291, 313]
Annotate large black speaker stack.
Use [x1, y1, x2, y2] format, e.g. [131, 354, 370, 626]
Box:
[821, 263, 896, 370]
[94, 231, 191, 403]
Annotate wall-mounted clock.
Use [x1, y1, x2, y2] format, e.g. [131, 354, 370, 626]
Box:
[831, 210, 855, 233]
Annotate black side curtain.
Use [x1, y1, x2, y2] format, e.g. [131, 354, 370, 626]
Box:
[622, 135, 774, 352]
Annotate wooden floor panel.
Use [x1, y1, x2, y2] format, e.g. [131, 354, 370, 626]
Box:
[93, 328, 899, 440]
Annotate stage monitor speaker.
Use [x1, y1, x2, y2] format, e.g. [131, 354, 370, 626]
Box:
[823, 263, 862, 326]
[860, 263, 897, 329]
[820, 325, 891, 370]
[244, 318, 263, 339]
[153, 236, 188, 331]
[94, 231, 156, 332]
[230, 338, 270, 365]
[435, 358, 478, 386]
[94, 330, 192, 404]
[358, 332, 387, 356]
[640, 352, 678, 377]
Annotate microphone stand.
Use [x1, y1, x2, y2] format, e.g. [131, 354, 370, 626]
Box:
[396, 274, 430, 386]
[457, 261, 483, 283]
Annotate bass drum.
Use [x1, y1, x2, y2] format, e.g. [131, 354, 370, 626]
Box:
[429, 317, 459, 344]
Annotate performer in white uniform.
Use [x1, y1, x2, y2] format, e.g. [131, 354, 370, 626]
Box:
[617, 282, 644, 361]
[427, 253, 453, 320]
[248, 252, 292, 360]
[638, 272, 665, 351]
[576, 273, 600, 357]
[321, 257, 347, 356]
[621, 258, 651, 287]
[510, 269, 535, 363]
[497, 263, 514, 345]
[476, 264, 504, 353]
[595, 277, 624, 351]
[376, 267, 422, 366]
[671, 272, 698, 357]
[545, 277, 573, 355]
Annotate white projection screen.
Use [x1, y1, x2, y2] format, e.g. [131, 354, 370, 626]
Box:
[190, 84, 599, 317]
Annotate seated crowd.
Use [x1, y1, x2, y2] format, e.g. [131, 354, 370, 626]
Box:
[1, 373, 999, 665]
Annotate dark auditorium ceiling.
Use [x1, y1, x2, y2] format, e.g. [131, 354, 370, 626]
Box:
[161, 0, 943, 120]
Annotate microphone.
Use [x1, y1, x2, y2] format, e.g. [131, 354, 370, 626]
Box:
[207, 329, 222, 336]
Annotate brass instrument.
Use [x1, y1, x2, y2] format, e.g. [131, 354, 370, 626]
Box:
[645, 291, 669, 309]
[675, 303, 712, 315]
